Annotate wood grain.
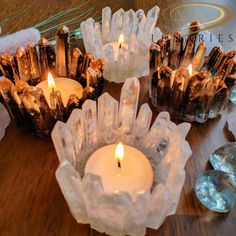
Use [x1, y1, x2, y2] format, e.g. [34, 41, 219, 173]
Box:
[0, 0, 236, 235]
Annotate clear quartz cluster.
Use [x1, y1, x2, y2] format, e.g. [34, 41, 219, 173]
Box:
[51, 77, 192, 236]
[81, 6, 161, 83]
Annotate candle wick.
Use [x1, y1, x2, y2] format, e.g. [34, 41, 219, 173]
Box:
[117, 160, 121, 168]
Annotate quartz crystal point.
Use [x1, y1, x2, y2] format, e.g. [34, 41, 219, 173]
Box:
[21, 86, 53, 135]
[0, 102, 11, 140]
[0, 54, 15, 82]
[38, 37, 55, 80]
[110, 8, 125, 42]
[56, 25, 71, 77]
[156, 65, 172, 109]
[122, 9, 136, 39]
[82, 100, 97, 149]
[181, 21, 200, 67]
[11, 80, 29, 125]
[98, 92, 118, 144]
[102, 7, 112, 43]
[118, 77, 140, 139]
[169, 32, 183, 70]
[195, 170, 236, 212]
[26, 43, 40, 85]
[70, 48, 83, 79]
[66, 109, 87, 174]
[210, 143, 236, 174]
[172, 67, 190, 116]
[141, 6, 160, 46]
[208, 80, 228, 118]
[147, 184, 170, 229]
[16, 47, 31, 83]
[191, 42, 206, 71]
[228, 111, 236, 139]
[56, 160, 88, 223]
[50, 90, 66, 121]
[0, 77, 15, 117]
[66, 94, 82, 116]
[51, 121, 77, 166]
[132, 103, 152, 146]
[184, 71, 211, 121]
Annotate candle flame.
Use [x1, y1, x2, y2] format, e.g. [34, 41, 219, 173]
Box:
[48, 72, 56, 91]
[187, 64, 193, 76]
[119, 34, 124, 48]
[115, 143, 124, 162]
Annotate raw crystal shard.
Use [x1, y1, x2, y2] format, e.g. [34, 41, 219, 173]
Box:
[110, 8, 124, 41]
[102, 7, 112, 43]
[26, 43, 40, 85]
[0, 102, 11, 140]
[98, 92, 118, 144]
[195, 170, 236, 212]
[51, 121, 77, 166]
[50, 90, 66, 121]
[132, 103, 152, 146]
[38, 37, 55, 80]
[82, 100, 97, 149]
[16, 47, 31, 83]
[141, 6, 160, 46]
[228, 111, 236, 139]
[118, 77, 140, 139]
[66, 109, 87, 174]
[56, 25, 71, 77]
[20, 86, 54, 135]
[0, 54, 15, 82]
[56, 160, 88, 223]
[70, 48, 83, 79]
[210, 143, 236, 174]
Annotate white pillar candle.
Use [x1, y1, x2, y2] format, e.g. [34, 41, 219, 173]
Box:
[85, 143, 154, 196]
[36, 73, 83, 107]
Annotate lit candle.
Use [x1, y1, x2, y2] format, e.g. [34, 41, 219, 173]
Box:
[36, 73, 83, 107]
[84, 143, 153, 196]
[103, 34, 128, 61]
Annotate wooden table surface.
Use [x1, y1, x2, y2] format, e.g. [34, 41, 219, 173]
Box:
[0, 0, 236, 235]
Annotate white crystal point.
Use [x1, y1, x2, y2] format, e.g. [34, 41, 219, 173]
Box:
[142, 6, 160, 45]
[51, 121, 77, 166]
[118, 77, 140, 140]
[103, 43, 116, 81]
[0, 103, 10, 140]
[152, 27, 162, 42]
[147, 183, 171, 229]
[135, 9, 146, 39]
[98, 92, 118, 144]
[142, 111, 170, 152]
[110, 8, 125, 41]
[80, 21, 93, 54]
[178, 122, 191, 138]
[93, 22, 103, 59]
[66, 109, 87, 172]
[56, 160, 88, 223]
[228, 110, 236, 139]
[122, 9, 136, 38]
[166, 167, 186, 216]
[102, 7, 112, 43]
[132, 103, 152, 146]
[82, 100, 98, 149]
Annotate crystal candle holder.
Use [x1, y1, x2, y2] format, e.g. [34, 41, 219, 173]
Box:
[81, 6, 161, 83]
[0, 26, 104, 136]
[149, 21, 236, 123]
[51, 77, 192, 236]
